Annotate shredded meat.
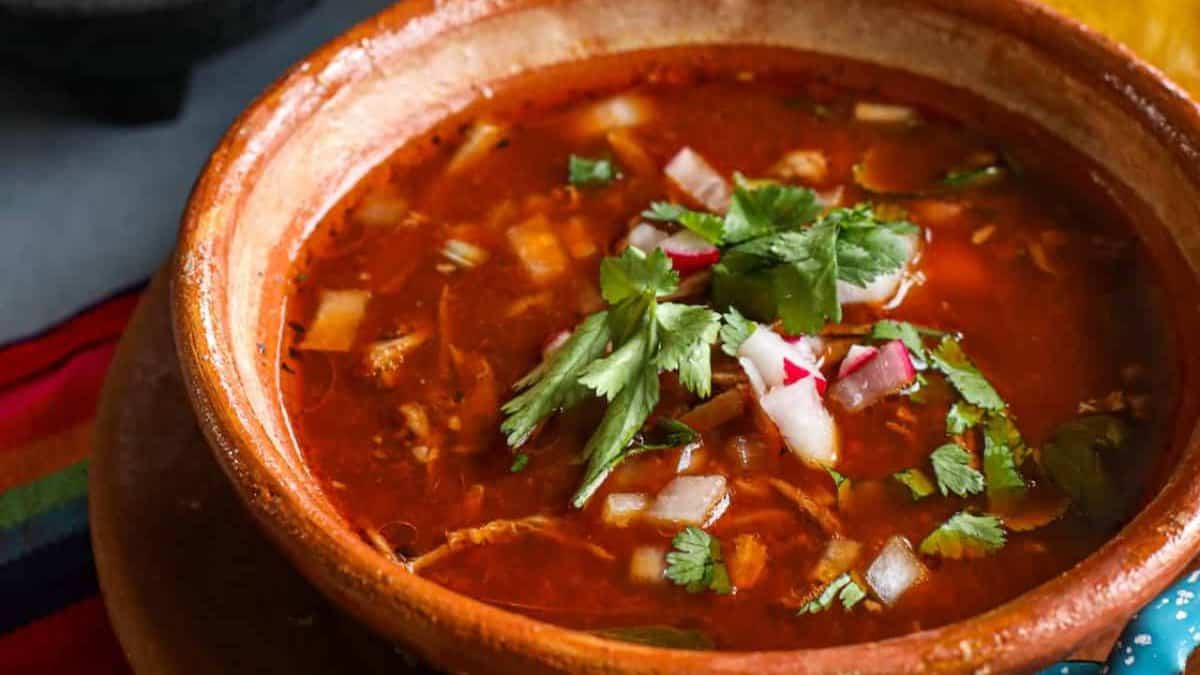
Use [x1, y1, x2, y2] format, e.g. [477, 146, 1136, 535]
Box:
[408, 515, 613, 573]
[769, 478, 842, 537]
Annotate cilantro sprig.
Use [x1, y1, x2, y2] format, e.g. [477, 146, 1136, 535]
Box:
[799, 572, 867, 614]
[665, 527, 732, 595]
[929, 443, 984, 497]
[501, 247, 720, 507]
[1041, 415, 1128, 525]
[568, 154, 618, 186]
[919, 511, 1006, 559]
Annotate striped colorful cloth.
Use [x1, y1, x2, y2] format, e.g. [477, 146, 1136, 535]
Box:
[0, 287, 143, 675]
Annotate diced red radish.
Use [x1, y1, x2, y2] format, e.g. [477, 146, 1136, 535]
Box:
[627, 223, 668, 253]
[664, 147, 731, 212]
[738, 326, 817, 390]
[837, 233, 920, 306]
[829, 340, 916, 412]
[659, 230, 720, 273]
[838, 345, 880, 378]
[783, 358, 827, 395]
[646, 475, 730, 527]
[542, 329, 571, 359]
[759, 377, 838, 467]
[865, 535, 927, 606]
[738, 357, 766, 397]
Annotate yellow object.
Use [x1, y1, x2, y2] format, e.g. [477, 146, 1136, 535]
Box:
[1042, 0, 1200, 95]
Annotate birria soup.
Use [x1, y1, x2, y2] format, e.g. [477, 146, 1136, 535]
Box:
[281, 54, 1177, 651]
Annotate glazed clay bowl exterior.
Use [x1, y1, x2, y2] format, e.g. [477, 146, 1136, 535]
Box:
[172, 0, 1200, 672]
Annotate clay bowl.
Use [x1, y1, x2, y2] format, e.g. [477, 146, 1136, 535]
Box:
[172, 0, 1200, 672]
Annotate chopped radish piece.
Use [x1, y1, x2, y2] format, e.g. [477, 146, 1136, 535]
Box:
[659, 230, 720, 273]
[647, 475, 729, 527]
[664, 147, 731, 212]
[298, 289, 370, 352]
[829, 340, 916, 412]
[738, 357, 766, 397]
[542, 329, 571, 359]
[838, 345, 880, 378]
[759, 377, 838, 466]
[783, 358, 827, 395]
[837, 233, 919, 306]
[603, 492, 650, 527]
[737, 326, 817, 390]
[569, 95, 652, 138]
[629, 546, 667, 584]
[866, 535, 927, 606]
[627, 223, 668, 253]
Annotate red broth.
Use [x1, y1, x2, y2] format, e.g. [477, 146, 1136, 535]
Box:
[280, 52, 1177, 650]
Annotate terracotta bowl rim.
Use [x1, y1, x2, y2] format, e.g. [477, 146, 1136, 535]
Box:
[170, 0, 1200, 670]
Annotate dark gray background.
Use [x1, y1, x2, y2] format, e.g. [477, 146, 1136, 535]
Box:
[0, 0, 392, 343]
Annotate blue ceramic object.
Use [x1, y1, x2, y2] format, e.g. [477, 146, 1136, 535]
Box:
[1041, 569, 1200, 674]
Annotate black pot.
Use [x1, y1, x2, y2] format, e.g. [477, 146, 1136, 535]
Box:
[0, 0, 317, 122]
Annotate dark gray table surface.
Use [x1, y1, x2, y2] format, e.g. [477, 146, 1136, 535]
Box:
[0, 0, 392, 344]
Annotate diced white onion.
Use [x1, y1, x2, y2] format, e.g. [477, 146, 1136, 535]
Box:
[507, 215, 568, 284]
[569, 95, 653, 138]
[759, 377, 838, 466]
[629, 546, 667, 584]
[298, 289, 370, 352]
[627, 223, 669, 253]
[853, 102, 920, 125]
[738, 357, 767, 398]
[866, 535, 927, 606]
[647, 475, 729, 527]
[447, 121, 507, 174]
[811, 538, 863, 583]
[603, 492, 650, 527]
[442, 239, 490, 268]
[664, 147, 731, 213]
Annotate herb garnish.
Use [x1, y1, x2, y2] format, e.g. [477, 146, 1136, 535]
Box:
[941, 165, 1005, 189]
[982, 413, 1028, 503]
[1041, 414, 1128, 525]
[509, 453, 530, 472]
[946, 401, 984, 435]
[799, 572, 867, 614]
[665, 527, 732, 595]
[919, 511, 1006, 559]
[718, 307, 757, 356]
[893, 468, 936, 500]
[929, 444, 985, 497]
[930, 336, 1005, 411]
[568, 154, 618, 186]
[500, 247, 720, 507]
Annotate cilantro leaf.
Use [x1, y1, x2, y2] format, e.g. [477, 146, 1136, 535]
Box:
[713, 203, 918, 334]
[665, 527, 732, 595]
[568, 154, 618, 186]
[871, 320, 930, 363]
[930, 336, 1005, 411]
[929, 443, 985, 497]
[723, 176, 821, 245]
[894, 468, 936, 500]
[1042, 415, 1128, 525]
[919, 511, 1006, 559]
[599, 247, 678, 306]
[509, 453, 530, 472]
[641, 202, 724, 244]
[578, 312, 656, 401]
[946, 401, 985, 435]
[719, 307, 757, 357]
[826, 467, 847, 489]
[572, 362, 661, 507]
[772, 220, 840, 334]
[655, 303, 721, 397]
[638, 418, 701, 450]
[501, 312, 610, 446]
[799, 573, 867, 614]
[941, 165, 1005, 189]
[982, 413, 1027, 503]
